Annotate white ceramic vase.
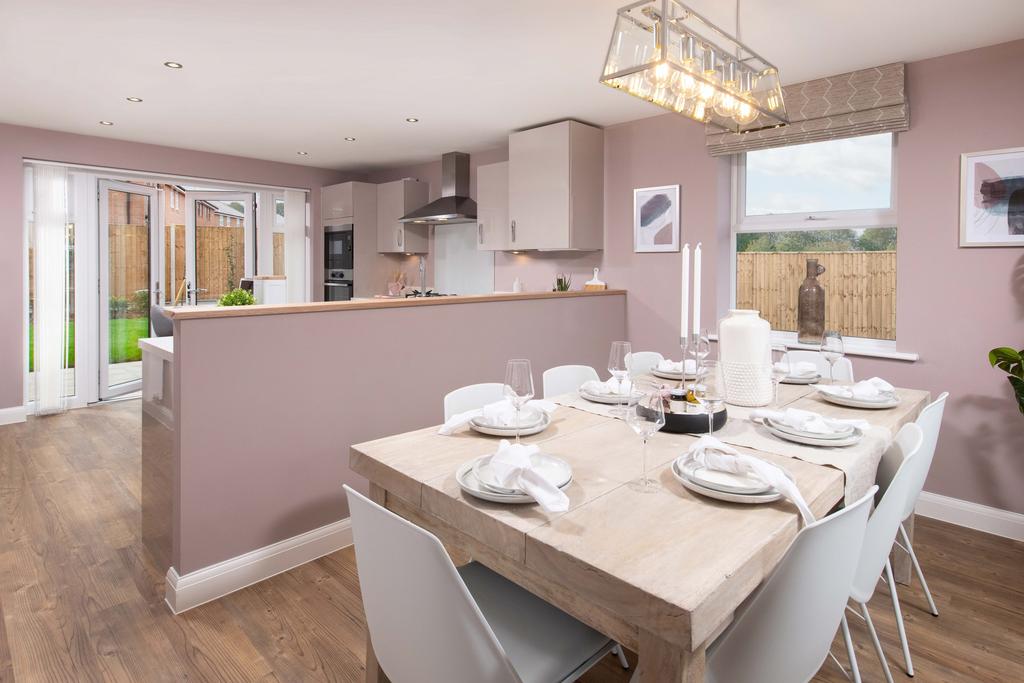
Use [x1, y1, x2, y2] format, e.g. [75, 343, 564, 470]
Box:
[718, 309, 772, 407]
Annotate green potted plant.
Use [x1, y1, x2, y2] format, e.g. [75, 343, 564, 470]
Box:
[553, 273, 572, 292]
[218, 288, 256, 307]
[988, 346, 1024, 415]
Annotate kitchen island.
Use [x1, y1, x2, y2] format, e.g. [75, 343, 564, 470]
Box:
[146, 290, 627, 612]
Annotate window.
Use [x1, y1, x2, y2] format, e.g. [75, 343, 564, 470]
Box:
[733, 133, 897, 343]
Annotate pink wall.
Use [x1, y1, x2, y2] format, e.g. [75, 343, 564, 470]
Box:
[173, 294, 626, 573]
[0, 123, 357, 410]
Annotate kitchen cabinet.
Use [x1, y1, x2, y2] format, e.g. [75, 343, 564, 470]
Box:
[508, 120, 604, 251]
[321, 182, 354, 220]
[476, 161, 509, 251]
[377, 179, 430, 253]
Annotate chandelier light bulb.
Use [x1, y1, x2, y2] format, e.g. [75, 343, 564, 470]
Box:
[733, 100, 758, 125]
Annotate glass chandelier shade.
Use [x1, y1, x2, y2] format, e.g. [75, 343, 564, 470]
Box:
[600, 0, 789, 133]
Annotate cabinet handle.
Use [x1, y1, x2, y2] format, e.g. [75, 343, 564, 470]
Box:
[511, 219, 516, 243]
[397, 227, 403, 248]
[478, 223, 483, 244]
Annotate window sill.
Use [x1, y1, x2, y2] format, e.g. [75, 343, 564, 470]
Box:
[707, 334, 919, 362]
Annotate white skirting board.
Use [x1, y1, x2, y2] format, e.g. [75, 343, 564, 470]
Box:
[0, 405, 27, 426]
[165, 517, 353, 614]
[916, 491, 1024, 541]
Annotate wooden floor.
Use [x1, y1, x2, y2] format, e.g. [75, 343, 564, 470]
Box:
[0, 400, 1021, 682]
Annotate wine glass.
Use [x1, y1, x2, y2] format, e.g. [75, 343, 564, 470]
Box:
[692, 360, 726, 435]
[820, 331, 845, 385]
[503, 359, 534, 444]
[625, 388, 666, 493]
[607, 341, 632, 418]
[770, 345, 789, 407]
[695, 329, 712, 368]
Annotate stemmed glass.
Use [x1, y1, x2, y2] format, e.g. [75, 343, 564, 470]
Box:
[770, 345, 789, 407]
[504, 359, 534, 444]
[695, 329, 712, 369]
[820, 331, 845, 385]
[607, 341, 632, 418]
[625, 387, 666, 493]
[692, 360, 726, 435]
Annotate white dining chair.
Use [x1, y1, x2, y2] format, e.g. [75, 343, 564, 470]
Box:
[841, 422, 925, 683]
[444, 383, 506, 420]
[542, 365, 599, 398]
[702, 486, 876, 683]
[624, 351, 663, 377]
[786, 349, 854, 383]
[344, 486, 629, 683]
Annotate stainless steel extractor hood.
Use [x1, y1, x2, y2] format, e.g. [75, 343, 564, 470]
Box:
[399, 151, 477, 224]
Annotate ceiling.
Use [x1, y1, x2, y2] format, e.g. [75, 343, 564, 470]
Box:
[1, 1, 1022, 171]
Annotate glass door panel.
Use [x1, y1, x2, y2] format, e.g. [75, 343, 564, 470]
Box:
[184, 192, 254, 305]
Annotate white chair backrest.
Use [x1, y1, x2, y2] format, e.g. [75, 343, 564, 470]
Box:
[344, 486, 521, 683]
[850, 423, 924, 603]
[786, 349, 854, 383]
[903, 392, 947, 520]
[706, 486, 876, 683]
[542, 365, 599, 398]
[625, 351, 664, 377]
[444, 383, 506, 420]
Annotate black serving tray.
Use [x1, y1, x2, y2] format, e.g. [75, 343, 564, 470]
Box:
[638, 403, 727, 434]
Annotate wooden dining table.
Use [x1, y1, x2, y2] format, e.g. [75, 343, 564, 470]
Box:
[350, 379, 931, 682]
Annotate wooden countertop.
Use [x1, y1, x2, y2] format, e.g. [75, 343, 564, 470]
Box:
[161, 289, 625, 320]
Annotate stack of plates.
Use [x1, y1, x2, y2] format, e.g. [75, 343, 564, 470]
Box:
[671, 456, 784, 504]
[470, 408, 550, 437]
[763, 416, 863, 447]
[579, 388, 639, 405]
[457, 452, 572, 504]
[650, 366, 697, 381]
[781, 371, 820, 385]
[818, 388, 901, 409]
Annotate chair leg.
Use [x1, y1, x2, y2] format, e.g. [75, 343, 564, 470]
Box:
[885, 559, 914, 677]
[900, 523, 938, 617]
[860, 602, 894, 683]
[612, 644, 630, 670]
[840, 614, 862, 683]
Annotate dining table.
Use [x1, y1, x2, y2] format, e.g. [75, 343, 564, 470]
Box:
[350, 377, 931, 682]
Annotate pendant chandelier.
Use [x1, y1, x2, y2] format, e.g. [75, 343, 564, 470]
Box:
[600, 0, 789, 133]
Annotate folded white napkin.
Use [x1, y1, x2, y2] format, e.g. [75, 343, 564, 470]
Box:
[657, 359, 698, 374]
[438, 399, 556, 436]
[750, 407, 870, 434]
[818, 376, 895, 400]
[486, 440, 569, 513]
[581, 377, 634, 396]
[686, 436, 815, 524]
[773, 360, 818, 377]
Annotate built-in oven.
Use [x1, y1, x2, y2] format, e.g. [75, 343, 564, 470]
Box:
[324, 223, 354, 270]
[324, 269, 353, 301]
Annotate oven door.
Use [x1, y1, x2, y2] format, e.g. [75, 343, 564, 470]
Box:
[324, 281, 352, 302]
[324, 226, 353, 270]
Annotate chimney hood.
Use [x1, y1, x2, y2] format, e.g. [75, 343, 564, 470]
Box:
[399, 151, 477, 224]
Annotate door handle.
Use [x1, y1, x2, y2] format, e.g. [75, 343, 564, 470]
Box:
[511, 219, 516, 243]
[478, 223, 483, 244]
[397, 227, 403, 248]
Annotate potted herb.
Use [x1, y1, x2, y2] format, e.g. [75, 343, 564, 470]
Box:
[988, 346, 1024, 415]
[553, 273, 572, 292]
[218, 288, 256, 307]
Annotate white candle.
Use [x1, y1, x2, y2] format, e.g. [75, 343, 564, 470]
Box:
[692, 242, 702, 335]
[680, 243, 690, 341]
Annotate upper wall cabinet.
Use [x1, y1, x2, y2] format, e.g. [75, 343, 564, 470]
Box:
[377, 179, 430, 253]
[476, 161, 509, 251]
[322, 182, 354, 220]
[508, 121, 604, 251]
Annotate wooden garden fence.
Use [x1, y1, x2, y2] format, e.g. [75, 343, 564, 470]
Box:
[735, 251, 896, 340]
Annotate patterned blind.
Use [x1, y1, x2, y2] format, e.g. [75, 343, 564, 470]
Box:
[706, 63, 908, 157]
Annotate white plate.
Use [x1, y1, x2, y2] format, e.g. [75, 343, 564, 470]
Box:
[579, 389, 638, 405]
[764, 416, 854, 440]
[650, 368, 697, 381]
[470, 413, 550, 437]
[671, 458, 782, 504]
[817, 390, 901, 410]
[471, 407, 545, 430]
[457, 457, 572, 504]
[678, 458, 771, 495]
[780, 373, 820, 385]
[765, 424, 863, 447]
[472, 451, 573, 494]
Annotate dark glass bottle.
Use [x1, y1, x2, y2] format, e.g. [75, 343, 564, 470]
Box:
[797, 259, 826, 344]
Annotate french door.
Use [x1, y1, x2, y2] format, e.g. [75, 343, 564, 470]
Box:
[98, 180, 162, 399]
[181, 192, 255, 306]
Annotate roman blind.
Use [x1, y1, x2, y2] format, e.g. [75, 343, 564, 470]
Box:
[706, 63, 908, 157]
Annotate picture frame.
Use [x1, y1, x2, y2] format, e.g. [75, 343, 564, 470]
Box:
[633, 184, 680, 253]
[959, 146, 1024, 247]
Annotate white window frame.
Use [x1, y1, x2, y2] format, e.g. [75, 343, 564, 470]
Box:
[729, 135, 918, 361]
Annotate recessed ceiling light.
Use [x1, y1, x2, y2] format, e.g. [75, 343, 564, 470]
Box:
[163, 61, 183, 69]
[297, 151, 309, 156]
[344, 137, 356, 141]
[126, 97, 143, 103]
[405, 117, 419, 123]
[99, 120, 114, 126]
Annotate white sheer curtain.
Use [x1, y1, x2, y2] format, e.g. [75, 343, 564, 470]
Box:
[30, 164, 71, 414]
[283, 190, 307, 303]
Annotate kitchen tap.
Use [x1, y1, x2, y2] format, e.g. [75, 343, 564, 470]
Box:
[418, 255, 427, 294]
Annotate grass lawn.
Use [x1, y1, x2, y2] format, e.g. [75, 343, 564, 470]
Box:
[28, 317, 150, 371]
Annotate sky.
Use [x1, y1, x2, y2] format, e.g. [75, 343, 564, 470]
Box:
[745, 133, 893, 216]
